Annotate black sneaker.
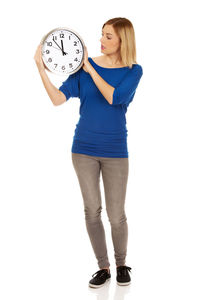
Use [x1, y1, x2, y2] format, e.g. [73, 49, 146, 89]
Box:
[116, 265, 132, 286]
[89, 269, 111, 288]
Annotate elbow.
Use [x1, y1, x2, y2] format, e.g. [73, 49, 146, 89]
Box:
[109, 95, 113, 105]
[51, 97, 59, 106]
[109, 87, 115, 105]
[107, 97, 113, 105]
[53, 91, 67, 106]
[53, 99, 66, 106]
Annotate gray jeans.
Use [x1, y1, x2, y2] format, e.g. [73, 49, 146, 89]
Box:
[71, 152, 129, 269]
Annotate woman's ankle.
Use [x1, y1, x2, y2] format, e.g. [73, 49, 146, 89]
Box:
[101, 267, 110, 272]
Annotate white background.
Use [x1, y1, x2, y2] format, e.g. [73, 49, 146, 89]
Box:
[0, 0, 200, 299]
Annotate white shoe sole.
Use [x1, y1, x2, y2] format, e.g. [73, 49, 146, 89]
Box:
[89, 278, 110, 288]
[117, 280, 131, 286]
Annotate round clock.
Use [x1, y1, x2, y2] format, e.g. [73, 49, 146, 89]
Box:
[40, 27, 85, 76]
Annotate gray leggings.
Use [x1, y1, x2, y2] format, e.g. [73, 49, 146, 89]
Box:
[71, 152, 129, 269]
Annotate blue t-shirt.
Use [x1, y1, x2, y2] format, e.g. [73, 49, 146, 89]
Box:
[59, 57, 143, 158]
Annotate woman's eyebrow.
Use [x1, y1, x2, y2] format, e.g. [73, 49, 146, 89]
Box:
[102, 30, 113, 35]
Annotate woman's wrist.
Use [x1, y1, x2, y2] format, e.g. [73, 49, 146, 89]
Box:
[38, 67, 46, 75]
[86, 62, 94, 75]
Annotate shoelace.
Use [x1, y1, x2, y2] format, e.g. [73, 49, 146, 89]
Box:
[117, 266, 132, 275]
[92, 269, 109, 278]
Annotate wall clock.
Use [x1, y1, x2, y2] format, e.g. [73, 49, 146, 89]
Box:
[41, 27, 85, 76]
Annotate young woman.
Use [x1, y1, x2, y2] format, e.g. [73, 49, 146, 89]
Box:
[34, 17, 143, 288]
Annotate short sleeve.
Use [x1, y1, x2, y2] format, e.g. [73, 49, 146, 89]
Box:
[59, 69, 81, 101]
[112, 64, 143, 105]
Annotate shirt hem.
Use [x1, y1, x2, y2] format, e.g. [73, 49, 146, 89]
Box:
[71, 150, 128, 158]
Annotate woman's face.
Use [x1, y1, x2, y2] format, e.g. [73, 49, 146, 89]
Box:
[100, 24, 121, 55]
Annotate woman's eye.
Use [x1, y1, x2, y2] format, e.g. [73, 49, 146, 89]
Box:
[101, 34, 111, 40]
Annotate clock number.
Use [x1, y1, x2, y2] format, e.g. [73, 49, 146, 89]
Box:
[60, 33, 64, 38]
[48, 58, 52, 62]
[69, 63, 73, 68]
[74, 57, 78, 62]
[46, 50, 50, 54]
[76, 49, 80, 54]
[61, 66, 65, 70]
[74, 41, 77, 46]
[54, 64, 58, 68]
[47, 42, 52, 46]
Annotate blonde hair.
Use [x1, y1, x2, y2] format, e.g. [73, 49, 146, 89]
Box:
[102, 17, 137, 69]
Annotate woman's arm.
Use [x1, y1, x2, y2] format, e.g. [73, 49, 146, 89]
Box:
[34, 44, 65, 106]
[38, 69, 66, 106]
[86, 62, 114, 105]
[85, 60, 143, 106]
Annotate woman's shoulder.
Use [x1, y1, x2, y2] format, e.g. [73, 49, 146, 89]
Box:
[90, 56, 128, 68]
[132, 63, 143, 73]
[89, 56, 143, 74]
[91, 56, 101, 61]
[90, 56, 105, 65]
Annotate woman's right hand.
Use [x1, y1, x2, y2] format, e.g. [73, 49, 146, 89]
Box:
[34, 43, 46, 72]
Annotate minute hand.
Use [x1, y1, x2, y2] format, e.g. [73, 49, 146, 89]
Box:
[52, 37, 66, 55]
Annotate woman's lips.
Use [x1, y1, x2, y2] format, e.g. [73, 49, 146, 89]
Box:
[101, 45, 106, 49]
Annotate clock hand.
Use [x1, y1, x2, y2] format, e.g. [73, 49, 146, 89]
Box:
[52, 36, 66, 55]
[61, 40, 67, 56]
[44, 41, 60, 51]
[51, 46, 61, 51]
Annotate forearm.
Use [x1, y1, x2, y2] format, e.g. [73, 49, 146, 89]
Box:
[87, 63, 114, 105]
[38, 69, 62, 105]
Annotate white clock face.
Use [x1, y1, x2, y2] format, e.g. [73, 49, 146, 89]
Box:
[41, 27, 85, 76]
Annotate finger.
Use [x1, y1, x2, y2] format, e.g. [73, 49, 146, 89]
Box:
[38, 44, 42, 54]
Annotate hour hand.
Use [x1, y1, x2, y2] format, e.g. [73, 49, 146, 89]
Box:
[61, 40, 67, 55]
[52, 36, 66, 55]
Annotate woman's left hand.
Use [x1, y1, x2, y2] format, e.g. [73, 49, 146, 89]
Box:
[82, 45, 90, 73]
